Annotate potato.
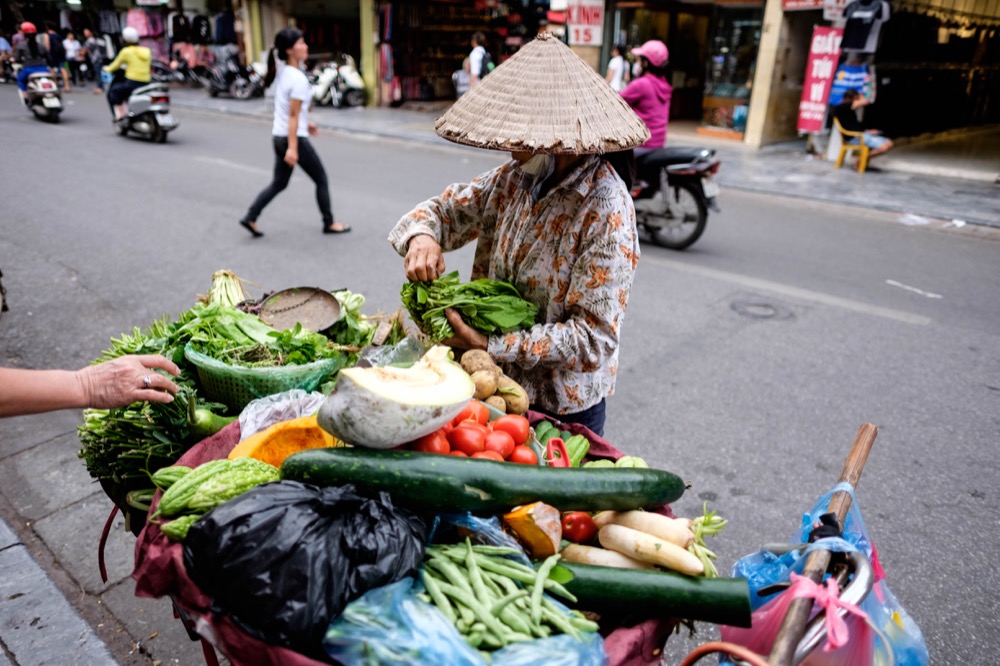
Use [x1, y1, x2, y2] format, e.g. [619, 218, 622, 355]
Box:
[497, 375, 529, 415]
[485, 395, 507, 413]
[471, 370, 499, 400]
[461, 349, 499, 376]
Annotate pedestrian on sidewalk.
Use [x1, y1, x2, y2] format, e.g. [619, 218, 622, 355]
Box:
[833, 89, 894, 163]
[44, 23, 70, 92]
[62, 31, 82, 86]
[83, 28, 108, 94]
[389, 32, 649, 436]
[239, 27, 349, 237]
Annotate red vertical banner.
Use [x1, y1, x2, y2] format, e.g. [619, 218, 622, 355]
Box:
[797, 26, 843, 134]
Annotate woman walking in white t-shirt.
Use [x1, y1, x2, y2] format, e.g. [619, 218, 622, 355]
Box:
[240, 28, 350, 237]
[605, 44, 626, 92]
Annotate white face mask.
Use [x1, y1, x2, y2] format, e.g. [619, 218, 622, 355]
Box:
[519, 154, 555, 178]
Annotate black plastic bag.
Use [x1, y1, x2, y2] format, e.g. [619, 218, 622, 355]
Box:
[182, 480, 431, 659]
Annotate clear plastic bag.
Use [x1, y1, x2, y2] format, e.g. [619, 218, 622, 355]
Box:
[721, 483, 929, 666]
[237, 389, 327, 440]
[357, 334, 428, 368]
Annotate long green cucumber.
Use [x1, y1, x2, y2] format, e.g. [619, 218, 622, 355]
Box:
[550, 562, 751, 628]
[280, 447, 685, 513]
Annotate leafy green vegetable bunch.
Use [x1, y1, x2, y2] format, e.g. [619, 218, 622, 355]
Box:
[400, 271, 538, 343]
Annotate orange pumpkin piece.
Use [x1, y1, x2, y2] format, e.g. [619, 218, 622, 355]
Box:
[228, 414, 342, 468]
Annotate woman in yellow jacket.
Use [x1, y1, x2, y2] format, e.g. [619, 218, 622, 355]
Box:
[102, 26, 150, 121]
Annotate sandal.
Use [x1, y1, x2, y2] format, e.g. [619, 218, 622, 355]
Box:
[240, 219, 264, 238]
[323, 224, 351, 234]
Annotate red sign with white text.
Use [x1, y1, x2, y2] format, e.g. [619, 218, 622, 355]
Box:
[566, 0, 604, 46]
[797, 26, 843, 134]
[783, 0, 824, 10]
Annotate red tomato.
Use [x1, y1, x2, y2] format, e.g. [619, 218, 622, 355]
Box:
[483, 430, 516, 459]
[491, 414, 531, 446]
[447, 424, 487, 455]
[472, 450, 504, 461]
[411, 431, 450, 455]
[453, 400, 490, 426]
[561, 512, 598, 543]
[449, 450, 469, 457]
[507, 445, 538, 465]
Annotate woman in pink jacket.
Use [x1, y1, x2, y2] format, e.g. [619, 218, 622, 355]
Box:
[620, 40, 672, 153]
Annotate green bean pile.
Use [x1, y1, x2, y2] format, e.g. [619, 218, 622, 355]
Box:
[418, 540, 598, 652]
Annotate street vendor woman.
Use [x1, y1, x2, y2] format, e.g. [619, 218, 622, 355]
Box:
[389, 32, 650, 436]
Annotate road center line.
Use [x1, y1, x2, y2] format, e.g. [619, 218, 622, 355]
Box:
[641, 254, 932, 325]
[193, 155, 270, 175]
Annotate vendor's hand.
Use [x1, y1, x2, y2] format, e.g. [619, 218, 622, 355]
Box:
[404, 234, 446, 282]
[284, 147, 299, 167]
[77, 354, 181, 409]
[440, 308, 488, 352]
[308, 121, 318, 137]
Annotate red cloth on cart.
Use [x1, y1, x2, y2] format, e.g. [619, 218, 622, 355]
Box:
[133, 416, 678, 666]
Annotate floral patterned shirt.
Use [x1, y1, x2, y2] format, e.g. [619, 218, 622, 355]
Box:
[389, 156, 640, 415]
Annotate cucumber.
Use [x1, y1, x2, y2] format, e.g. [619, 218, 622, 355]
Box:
[280, 447, 685, 513]
[550, 562, 751, 628]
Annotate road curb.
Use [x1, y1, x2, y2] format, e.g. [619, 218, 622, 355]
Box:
[0, 518, 118, 666]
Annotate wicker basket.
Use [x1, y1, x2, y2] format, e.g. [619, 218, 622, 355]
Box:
[184, 343, 342, 412]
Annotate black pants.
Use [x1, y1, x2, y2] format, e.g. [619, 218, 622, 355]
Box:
[244, 136, 333, 228]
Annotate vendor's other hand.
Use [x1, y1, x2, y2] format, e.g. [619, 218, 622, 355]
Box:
[79, 354, 181, 409]
[404, 234, 445, 282]
[441, 308, 488, 352]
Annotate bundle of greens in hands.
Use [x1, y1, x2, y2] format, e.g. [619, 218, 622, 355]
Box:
[401, 271, 538, 343]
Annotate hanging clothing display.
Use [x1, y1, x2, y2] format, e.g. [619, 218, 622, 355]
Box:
[841, 0, 890, 53]
[215, 11, 237, 45]
[192, 15, 212, 45]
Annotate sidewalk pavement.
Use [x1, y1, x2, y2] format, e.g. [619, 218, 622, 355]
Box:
[168, 88, 999, 228]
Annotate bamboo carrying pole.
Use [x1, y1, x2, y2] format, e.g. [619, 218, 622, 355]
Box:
[767, 422, 879, 666]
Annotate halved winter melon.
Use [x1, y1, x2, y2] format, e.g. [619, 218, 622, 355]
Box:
[317, 345, 474, 448]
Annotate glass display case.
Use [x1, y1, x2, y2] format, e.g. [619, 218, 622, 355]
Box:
[701, 5, 763, 137]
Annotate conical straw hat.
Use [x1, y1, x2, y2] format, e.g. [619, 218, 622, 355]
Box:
[435, 32, 650, 154]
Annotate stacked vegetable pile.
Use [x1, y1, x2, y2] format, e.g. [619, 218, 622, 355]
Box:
[78, 270, 403, 495]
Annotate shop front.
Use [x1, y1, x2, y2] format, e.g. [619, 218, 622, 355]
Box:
[371, 0, 550, 105]
[747, 0, 1000, 148]
[608, 0, 765, 141]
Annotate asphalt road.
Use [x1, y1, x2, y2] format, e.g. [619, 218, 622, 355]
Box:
[1, 87, 999, 665]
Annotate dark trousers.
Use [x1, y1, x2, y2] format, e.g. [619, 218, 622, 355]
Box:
[534, 399, 607, 437]
[244, 136, 333, 227]
[107, 78, 144, 109]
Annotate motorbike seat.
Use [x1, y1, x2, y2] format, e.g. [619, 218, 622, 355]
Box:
[635, 147, 715, 168]
[26, 72, 54, 81]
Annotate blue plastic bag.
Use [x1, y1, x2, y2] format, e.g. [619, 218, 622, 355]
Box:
[324, 512, 607, 666]
[725, 483, 929, 665]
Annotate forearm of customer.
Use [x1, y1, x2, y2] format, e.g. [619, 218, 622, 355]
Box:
[0, 368, 89, 417]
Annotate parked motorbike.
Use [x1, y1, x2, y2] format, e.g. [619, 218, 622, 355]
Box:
[310, 54, 365, 108]
[1, 58, 19, 84]
[151, 58, 186, 85]
[632, 147, 721, 250]
[108, 73, 178, 143]
[201, 53, 264, 100]
[22, 71, 63, 122]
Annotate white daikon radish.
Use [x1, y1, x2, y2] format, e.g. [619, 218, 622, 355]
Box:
[598, 524, 705, 576]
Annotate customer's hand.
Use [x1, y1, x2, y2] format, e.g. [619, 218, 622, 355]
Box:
[78, 354, 181, 409]
[404, 234, 446, 282]
[441, 308, 488, 352]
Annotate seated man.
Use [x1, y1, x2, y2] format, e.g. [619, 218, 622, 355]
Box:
[834, 89, 893, 162]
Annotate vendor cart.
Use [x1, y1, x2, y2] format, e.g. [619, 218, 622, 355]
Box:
[93, 415, 927, 666]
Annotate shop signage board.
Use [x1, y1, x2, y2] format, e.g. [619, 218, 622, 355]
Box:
[823, 0, 850, 21]
[566, 0, 604, 46]
[783, 0, 825, 10]
[797, 26, 843, 134]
